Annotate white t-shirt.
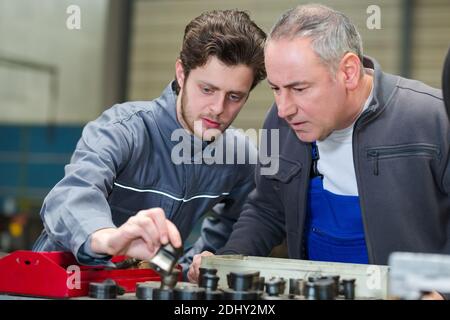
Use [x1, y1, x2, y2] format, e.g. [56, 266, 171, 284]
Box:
[316, 69, 374, 196]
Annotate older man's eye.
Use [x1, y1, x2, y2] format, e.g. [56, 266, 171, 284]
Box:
[271, 88, 281, 97]
[201, 87, 212, 94]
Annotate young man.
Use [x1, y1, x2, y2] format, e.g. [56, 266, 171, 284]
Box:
[33, 9, 266, 275]
[189, 4, 450, 298]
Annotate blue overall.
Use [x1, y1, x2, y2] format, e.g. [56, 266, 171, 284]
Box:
[304, 143, 369, 264]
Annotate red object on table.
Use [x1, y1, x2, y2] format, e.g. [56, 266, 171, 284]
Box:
[0, 250, 181, 298]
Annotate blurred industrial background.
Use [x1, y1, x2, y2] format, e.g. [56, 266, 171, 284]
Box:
[0, 0, 449, 253]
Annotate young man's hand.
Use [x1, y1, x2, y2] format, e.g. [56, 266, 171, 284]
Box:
[187, 251, 214, 283]
[90, 208, 182, 260]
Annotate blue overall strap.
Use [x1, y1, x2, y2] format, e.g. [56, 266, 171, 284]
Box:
[305, 142, 369, 264]
[310, 142, 323, 178]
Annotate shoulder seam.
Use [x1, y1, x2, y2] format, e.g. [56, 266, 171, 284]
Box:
[110, 103, 153, 125]
[396, 85, 443, 101]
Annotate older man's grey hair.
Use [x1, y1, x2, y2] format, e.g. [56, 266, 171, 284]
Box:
[268, 4, 364, 76]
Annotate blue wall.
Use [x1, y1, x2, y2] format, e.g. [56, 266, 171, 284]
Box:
[0, 124, 202, 249]
[0, 125, 83, 206]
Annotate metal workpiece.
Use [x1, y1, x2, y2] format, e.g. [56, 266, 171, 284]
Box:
[134, 272, 358, 301]
[303, 276, 356, 300]
[204, 289, 224, 300]
[88, 279, 125, 299]
[256, 276, 266, 291]
[174, 286, 206, 300]
[265, 277, 286, 297]
[194, 267, 224, 300]
[200, 273, 220, 291]
[289, 278, 306, 296]
[0, 251, 394, 300]
[222, 288, 260, 300]
[152, 288, 174, 300]
[322, 275, 340, 297]
[199, 267, 218, 276]
[137, 242, 184, 300]
[314, 279, 336, 300]
[160, 269, 180, 290]
[227, 270, 260, 291]
[201, 255, 389, 299]
[341, 278, 356, 300]
[198, 267, 218, 288]
[148, 243, 183, 275]
[135, 281, 160, 300]
[261, 277, 289, 300]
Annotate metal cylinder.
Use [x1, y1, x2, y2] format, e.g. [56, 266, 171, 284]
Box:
[228, 271, 260, 291]
[341, 278, 356, 300]
[174, 286, 206, 300]
[305, 281, 318, 300]
[198, 267, 217, 287]
[200, 273, 220, 291]
[315, 279, 336, 300]
[289, 278, 305, 296]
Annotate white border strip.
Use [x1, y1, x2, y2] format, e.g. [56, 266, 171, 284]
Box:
[114, 182, 229, 203]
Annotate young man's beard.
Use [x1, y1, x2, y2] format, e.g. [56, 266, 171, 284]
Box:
[179, 89, 222, 142]
[179, 91, 195, 135]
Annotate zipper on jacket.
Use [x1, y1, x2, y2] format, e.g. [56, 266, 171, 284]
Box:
[367, 150, 379, 176]
[299, 144, 312, 260]
[367, 144, 440, 176]
[353, 109, 378, 266]
[368, 150, 379, 175]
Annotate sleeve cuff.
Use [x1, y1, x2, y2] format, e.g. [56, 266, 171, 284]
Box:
[76, 234, 115, 268]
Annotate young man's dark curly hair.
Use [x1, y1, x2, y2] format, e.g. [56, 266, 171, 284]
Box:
[175, 9, 267, 94]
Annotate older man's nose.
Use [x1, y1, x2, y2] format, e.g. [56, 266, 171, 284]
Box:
[277, 93, 296, 119]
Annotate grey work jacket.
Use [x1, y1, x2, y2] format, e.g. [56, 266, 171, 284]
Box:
[33, 81, 256, 272]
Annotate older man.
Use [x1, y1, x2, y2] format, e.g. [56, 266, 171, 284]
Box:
[189, 5, 450, 300]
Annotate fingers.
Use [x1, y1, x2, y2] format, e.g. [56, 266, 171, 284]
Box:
[117, 219, 157, 254]
[140, 208, 169, 245]
[139, 208, 182, 248]
[117, 208, 182, 259]
[187, 251, 214, 284]
[166, 219, 182, 248]
[127, 215, 159, 252]
[133, 208, 169, 250]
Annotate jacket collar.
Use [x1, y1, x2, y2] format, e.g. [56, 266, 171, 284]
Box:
[359, 56, 399, 123]
[153, 81, 227, 160]
[152, 81, 184, 139]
